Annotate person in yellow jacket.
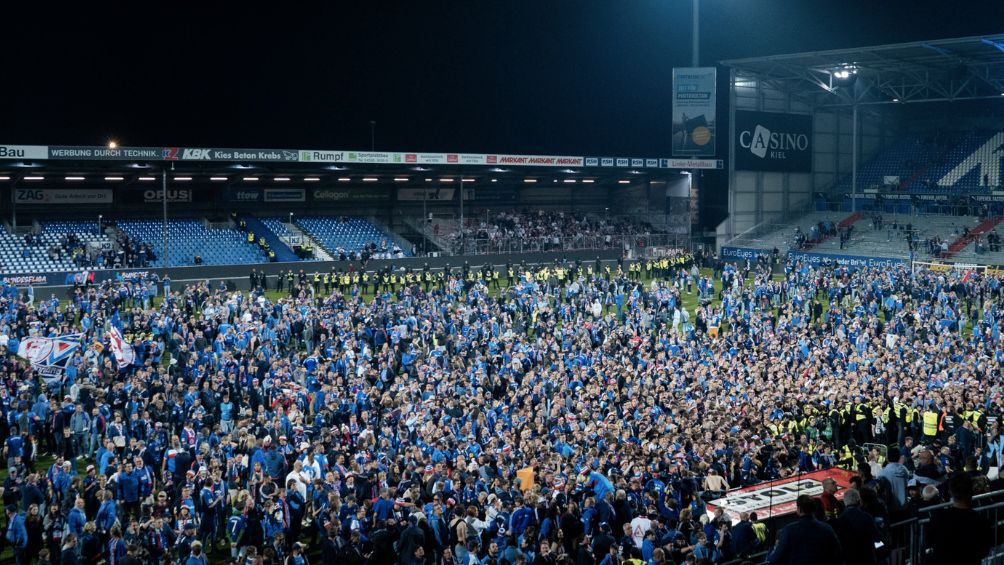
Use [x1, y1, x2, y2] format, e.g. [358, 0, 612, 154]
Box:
[922, 407, 940, 441]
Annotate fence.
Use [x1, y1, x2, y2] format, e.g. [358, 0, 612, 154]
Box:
[722, 487, 1004, 564]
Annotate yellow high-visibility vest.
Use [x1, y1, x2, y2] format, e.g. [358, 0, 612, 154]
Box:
[923, 411, 939, 437]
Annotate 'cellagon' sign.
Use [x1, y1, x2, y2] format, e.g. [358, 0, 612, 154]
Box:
[735, 111, 812, 173]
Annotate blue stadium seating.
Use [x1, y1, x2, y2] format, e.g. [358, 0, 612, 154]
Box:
[293, 217, 409, 257]
[0, 222, 113, 274]
[117, 219, 268, 267]
[836, 131, 1002, 194]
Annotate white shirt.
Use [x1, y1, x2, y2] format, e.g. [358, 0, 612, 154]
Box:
[630, 516, 652, 548]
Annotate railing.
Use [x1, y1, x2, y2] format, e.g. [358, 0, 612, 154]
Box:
[731, 488, 1004, 565]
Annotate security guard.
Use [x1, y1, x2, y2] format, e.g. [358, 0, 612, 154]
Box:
[922, 405, 940, 442]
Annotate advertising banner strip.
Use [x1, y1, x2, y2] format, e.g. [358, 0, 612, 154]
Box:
[0, 143, 700, 169]
[786, 250, 906, 269]
[14, 188, 113, 205]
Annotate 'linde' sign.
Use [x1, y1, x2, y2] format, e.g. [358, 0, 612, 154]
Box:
[735, 111, 812, 173]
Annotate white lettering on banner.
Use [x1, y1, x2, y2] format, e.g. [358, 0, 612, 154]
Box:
[495, 155, 584, 167]
[714, 480, 822, 514]
[585, 157, 599, 166]
[181, 148, 211, 160]
[2, 275, 47, 286]
[938, 132, 1004, 187]
[739, 125, 810, 160]
[0, 145, 48, 159]
[50, 149, 91, 157]
[601, 158, 614, 167]
[144, 189, 191, 203]
[786, 250, 905, 270]
[645, 159, 658, 167]
[15, 189, 113, 205]
[616, 158, 629, 166]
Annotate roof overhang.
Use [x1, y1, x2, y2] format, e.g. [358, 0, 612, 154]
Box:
[721, 34, 1004, 108]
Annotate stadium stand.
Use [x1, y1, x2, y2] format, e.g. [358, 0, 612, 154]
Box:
[294, 216, 408, 259]
[0, 221, 116, 273]
[239, 216, 299, 263]
[116, 219, 268, 267]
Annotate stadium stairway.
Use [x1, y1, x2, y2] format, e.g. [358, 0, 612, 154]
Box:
[240, 216, 299, 262]
[944, 216, 1003, 258]
[803, 211, 863, 250]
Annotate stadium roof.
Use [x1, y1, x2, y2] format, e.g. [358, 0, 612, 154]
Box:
[721, 34, 1004, 108]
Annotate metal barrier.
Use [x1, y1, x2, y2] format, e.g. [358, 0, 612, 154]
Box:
[721, 487, 1004, 564]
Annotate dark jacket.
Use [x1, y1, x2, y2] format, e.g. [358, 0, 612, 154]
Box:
[834, 506, 881, 565]
[731, 519, 759, 557]
[766, 516, 842, 565]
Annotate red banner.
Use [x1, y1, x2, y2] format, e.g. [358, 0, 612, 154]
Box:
[705, 468, 855, 523]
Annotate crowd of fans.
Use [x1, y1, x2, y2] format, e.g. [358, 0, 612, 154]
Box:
[0, 251, 999, 564]
[440, 211, 659, 254]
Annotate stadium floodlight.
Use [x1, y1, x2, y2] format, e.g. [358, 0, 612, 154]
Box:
[337, 177, 351, 182]
[65, 176, 85, 181]
[138, 176, 156, 181]
[440, 178, 455, 182]
[274, 177, 291, 182]
[393, 177, 409, 182]
[523, 178, 537, 183]
[175, 176, 193, 181]
[210, 177, 228, 181]
[304, 177, 320, 182]
[24, 176, 44, 180]
[362, 177, 378, 182]
[0, 176, 10, 181]
[108, 141, 118, 149]
[242, 176, 259, 182]
[618, 180, 630, 184]
[582, 179, 595, 184]
[104, 176, 124, 181]
[563, 179, 577, 183]
[462, 178, 475, 182]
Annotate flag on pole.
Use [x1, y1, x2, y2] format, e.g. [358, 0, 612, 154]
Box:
[107, 326, 135, 368]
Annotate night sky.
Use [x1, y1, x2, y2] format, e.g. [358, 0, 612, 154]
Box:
[2, 1, 1002, 156]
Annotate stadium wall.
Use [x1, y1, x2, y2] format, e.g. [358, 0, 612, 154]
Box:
[5, 249, 623, 292]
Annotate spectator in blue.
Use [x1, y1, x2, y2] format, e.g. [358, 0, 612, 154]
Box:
[5, 504, 28, 565]
[96, 490, 118, 537]
[116, 460, 140, 520]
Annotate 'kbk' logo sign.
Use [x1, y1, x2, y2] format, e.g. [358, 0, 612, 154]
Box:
[181, 148, 211, 160]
